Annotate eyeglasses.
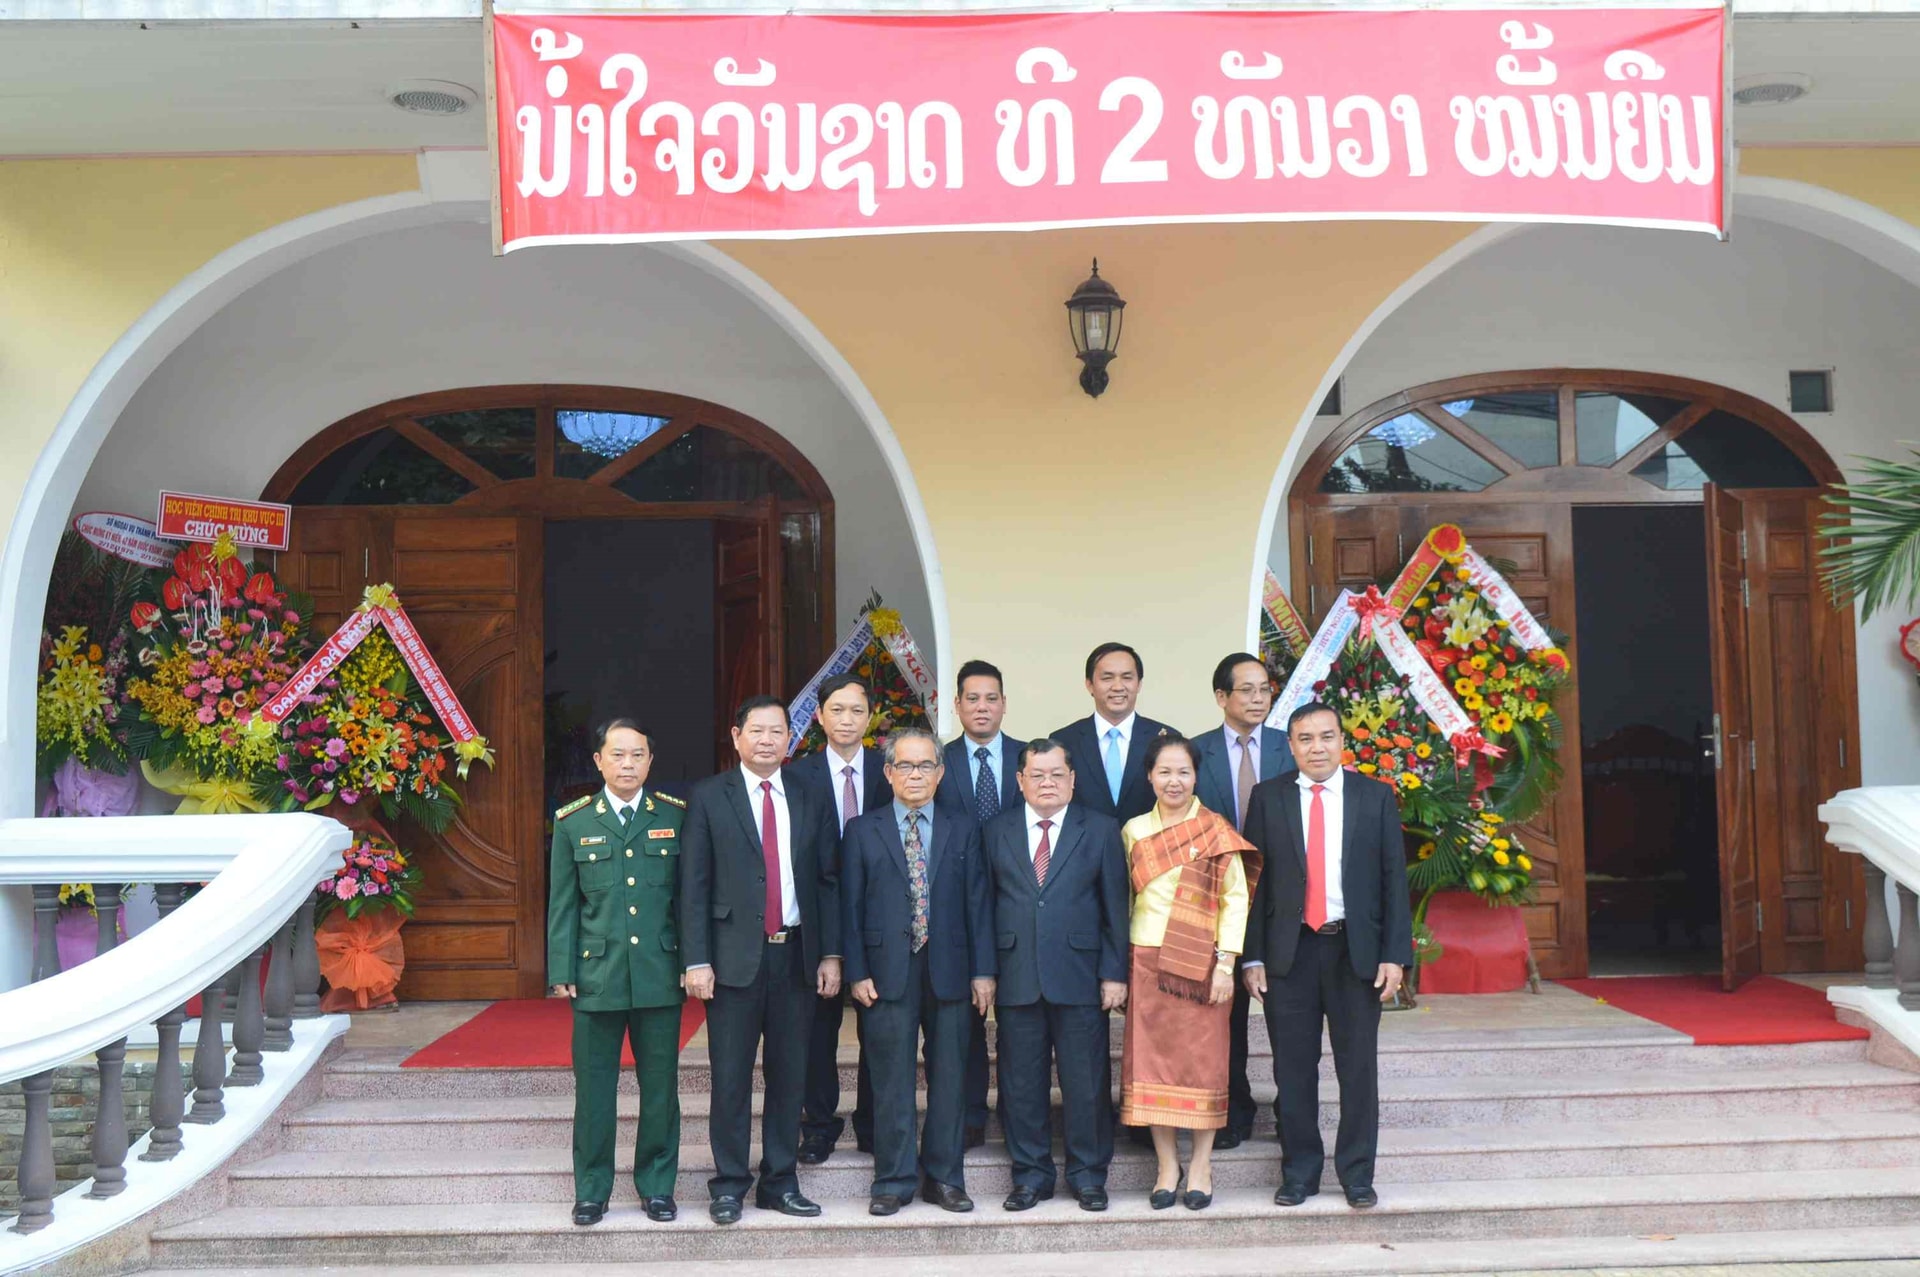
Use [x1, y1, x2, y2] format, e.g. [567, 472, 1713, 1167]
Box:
[888, 761, 941, 776]
[1229, 684, 1273, 698]
[1021, 770, 1071, 784]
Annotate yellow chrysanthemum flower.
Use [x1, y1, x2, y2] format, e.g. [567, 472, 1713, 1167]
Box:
[1399, 773, 1421, 790]
[1492, 838, 1510, 852]
[1416, 842, 1435, 860]
[1517, 854, 1533, 872]
[1357, 763, 1377, 774]
[1453, 677, 1475, 696]
[1464, 694, 1485, 711]
[1492, 850, 1511, 866]
[1469, 655, 1489, 671]
[1414, 743, 1433, 759]
[1489, 711, 1515, 733]
[1480, 811, 1503, 825]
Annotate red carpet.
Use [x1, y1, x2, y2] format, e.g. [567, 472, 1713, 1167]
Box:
[401, 998, 706, 1068]
[1555, 974, 1869, 1045]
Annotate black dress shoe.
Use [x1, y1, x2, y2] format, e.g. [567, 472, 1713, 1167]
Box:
[798, 1134, 835, 1165]
[1002, 1184, 1053, 1211]
[1149, 1188, 1177, 1210]
[755, 1189, 823, 1217]
[644, 1195, 677, 1222]
[1183, 1187, 1213, 1211]
[1344, 1184, 1378, 1209]
[964, 1124, 986, 1150]
[1214, 1129, 1245, 1150]
[869, 1193, 906, 1216]
[1273, 1182, 1319, 1207]
[855, 1135, 875, 1154]
[1076, 1186, 1109, 1212]
[710, 1196, 743, 1225]
[572, 1201, 606, 1226]
[922, 1180, 974, 1212]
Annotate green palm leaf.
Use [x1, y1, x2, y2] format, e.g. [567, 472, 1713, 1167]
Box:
[1820, 449, 1920, 622]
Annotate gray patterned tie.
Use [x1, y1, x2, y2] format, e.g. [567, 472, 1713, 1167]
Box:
[974, 746, 1000, 822]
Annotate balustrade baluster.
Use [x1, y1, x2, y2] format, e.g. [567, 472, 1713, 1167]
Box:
[30, 883, 60, 981]
[186, 968, 229, 1124]
[8, 1071, 55, 1233]
[1896, 883, 1920, 1012]
[228, 947, 267, 1086]
[1865, 862, 1895, 989]
[86, 883, 130, 1198]
[291, 896, 321, 1020]
[142, 883, 189, 1162]
[263, 914, 295, 1051]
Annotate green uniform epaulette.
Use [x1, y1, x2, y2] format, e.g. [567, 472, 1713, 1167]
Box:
[653, 792, 686, 808]
[554, 793, 595, 820]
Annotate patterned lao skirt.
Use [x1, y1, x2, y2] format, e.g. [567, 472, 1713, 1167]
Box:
[1119, 944, 1230, 1130]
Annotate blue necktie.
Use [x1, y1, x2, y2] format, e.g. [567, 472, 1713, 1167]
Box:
[1104, 727, 1123, 806]
[973, 746, 999, 821]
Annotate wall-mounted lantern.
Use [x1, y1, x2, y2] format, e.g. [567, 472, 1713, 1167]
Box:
[1065, 259, 1126, 399]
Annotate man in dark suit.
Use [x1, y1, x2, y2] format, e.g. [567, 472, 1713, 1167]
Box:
[681, 695, 843, 1225]
[844, 728, 995, 1215]
[1188, 652, 1288, 1150]
[933, 658, 1024, 1146]
[787, 674, 892, 1164]
[1243, 701, 1412, 1211]
[1050, 642, 1174, 824]
[982, 738, 1130, 1213]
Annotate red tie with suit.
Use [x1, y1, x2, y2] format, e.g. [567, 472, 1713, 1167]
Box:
[1305, 783, 1328, 932]
[761, 780, 784, 937]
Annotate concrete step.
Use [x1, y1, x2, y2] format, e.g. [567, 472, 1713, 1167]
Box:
[280, 1061, 1920, 1151]
[320, 1033, 1872, 1100]
[145, 1167, 1920, 1266]
[228, 1110, 1920, 1205]
[127, 1222, 1920, 1276]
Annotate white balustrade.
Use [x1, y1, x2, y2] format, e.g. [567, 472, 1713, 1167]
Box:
[1819, 786, 1920, 1056]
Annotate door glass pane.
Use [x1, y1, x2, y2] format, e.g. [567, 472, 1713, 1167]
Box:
[288, 427, 476, 505]
[415, 407, 537, 480]
[1319, 413, 1503, 493]
[612, 426, 809, 503]
[1437, 391, 1558, 469]
[1574, 392, 1684, 466]
[1630, 411, 1818, 490]
[554, 410, 672, 479]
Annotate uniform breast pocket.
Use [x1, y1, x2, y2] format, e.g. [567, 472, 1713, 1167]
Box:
[574, 846, 616, 893]
[644, 847, 678, 888]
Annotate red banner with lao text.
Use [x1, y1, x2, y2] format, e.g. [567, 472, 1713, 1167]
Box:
[492, 6, 1726, 249]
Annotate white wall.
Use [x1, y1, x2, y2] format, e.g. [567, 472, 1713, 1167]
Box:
[1266, 214, 1920, 786]
[70, 216, 936, 671]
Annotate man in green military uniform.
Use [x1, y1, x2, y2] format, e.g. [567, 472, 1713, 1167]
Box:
[548, 718, 686, 1226]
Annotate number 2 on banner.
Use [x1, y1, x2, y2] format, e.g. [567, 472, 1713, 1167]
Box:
[1100, 77, 1168, 184]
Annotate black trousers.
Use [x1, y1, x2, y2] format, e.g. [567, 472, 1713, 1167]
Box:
[1261, 926, 1382, 1190]
[801, 991, 873, 1147]
[705, 934, 811, 1201]
[965, 1006, 991, 1130]
[1227, 959, 1257, 1137]
[859, 948, 971, 1197]
[996, 1000, 1112, 1192]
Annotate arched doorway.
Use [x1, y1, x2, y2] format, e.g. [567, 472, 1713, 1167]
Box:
[1288, 370, 1863, 983]
[264, 385, 833, 999]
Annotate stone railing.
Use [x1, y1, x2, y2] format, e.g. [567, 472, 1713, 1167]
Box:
[0, 813, 349, 1239]
[1818, 786, 1920, 1055]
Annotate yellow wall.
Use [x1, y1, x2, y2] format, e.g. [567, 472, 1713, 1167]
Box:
[5, 147, 1920, 739]
[0, 154, 422, 557]
[727, 222, 1471, 733]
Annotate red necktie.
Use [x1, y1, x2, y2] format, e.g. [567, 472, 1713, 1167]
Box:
[1305, 784, 1328, 932]
[1033, 819, 1053, 888]
[761, 780, 785, 936]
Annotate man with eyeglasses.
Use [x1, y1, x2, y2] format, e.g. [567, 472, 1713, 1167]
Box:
[1189, 652, 1288, 1149]
[842, 728, 994, 1215]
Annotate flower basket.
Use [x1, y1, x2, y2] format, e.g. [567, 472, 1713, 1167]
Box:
[1413, 889, 1531, 994]
[316, 909, 407, 1012]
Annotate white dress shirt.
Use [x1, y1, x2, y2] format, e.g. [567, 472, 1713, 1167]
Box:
[1093, 711, 1137, 783]
[825, 744, 866, 831]
[1223, 724, 1261, 824]
[1298, 766, 1347, 923]
[741, 764, 802, 928]
[604, 787, 641, 823]
[1024, 803, 1066, 865]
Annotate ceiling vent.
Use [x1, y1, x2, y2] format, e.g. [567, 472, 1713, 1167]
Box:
[388, 80, 479, 116]
[1733, 73, 1812, 107]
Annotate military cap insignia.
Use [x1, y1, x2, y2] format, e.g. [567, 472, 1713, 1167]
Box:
[654, 792, 687, 808]
[554, 794, 594, 820]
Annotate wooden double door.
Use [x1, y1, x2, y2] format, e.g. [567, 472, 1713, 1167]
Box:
[1297, 492, 1862, 983]
[276, 505, 786, 999]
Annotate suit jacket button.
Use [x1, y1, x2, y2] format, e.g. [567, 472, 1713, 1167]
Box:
[583, 949, 590, 958]
[627, 849, 634, 858]
[627, 877, 636, 887]
[587, 853, 596, 861]
[631, 936, 640, 945]
[628, 906, 637, 916]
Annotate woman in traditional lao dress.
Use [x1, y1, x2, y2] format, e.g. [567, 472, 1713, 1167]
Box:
[1119, 734, 1259, 1212]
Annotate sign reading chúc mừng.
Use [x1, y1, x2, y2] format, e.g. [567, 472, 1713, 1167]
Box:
[156, 491, 292, 552]
[491, 6, 1727, 249]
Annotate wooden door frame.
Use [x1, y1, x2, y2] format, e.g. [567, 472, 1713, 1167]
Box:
[1288, 369, 1861, 980]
